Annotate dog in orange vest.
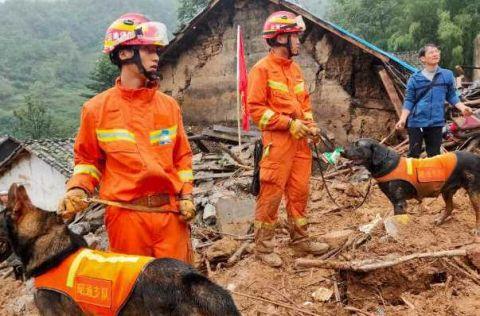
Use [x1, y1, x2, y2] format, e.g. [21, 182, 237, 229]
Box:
[343, 138, 480, 239]
[0, 184, 240, 316]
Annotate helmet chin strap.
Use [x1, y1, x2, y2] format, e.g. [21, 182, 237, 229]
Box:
[120, 47, 159, 82]
[277, 34, 298, 58]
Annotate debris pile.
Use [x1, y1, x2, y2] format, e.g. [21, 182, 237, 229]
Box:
[2, 124, 480, 315]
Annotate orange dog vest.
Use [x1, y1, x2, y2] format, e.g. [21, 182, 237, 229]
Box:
[35, 248, 154, 316]
[375, 152, 457, 197]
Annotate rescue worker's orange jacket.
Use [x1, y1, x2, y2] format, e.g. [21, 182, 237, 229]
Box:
[248, 51, 313, 131]
[247, 51, 313, 227]
[67, 78, 193, 210]
[375, 152, 457, 197]
[35, 248, 154, 316]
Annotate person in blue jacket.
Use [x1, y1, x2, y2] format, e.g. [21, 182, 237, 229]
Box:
[396, 43, 473, 157]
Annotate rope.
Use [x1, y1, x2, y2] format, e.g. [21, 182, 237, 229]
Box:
[312, 142, 372, 211]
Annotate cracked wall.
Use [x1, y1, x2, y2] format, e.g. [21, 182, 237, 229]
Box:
[159, 0, 398, 144]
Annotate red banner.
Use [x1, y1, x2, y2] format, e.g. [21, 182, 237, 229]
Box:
[237, 26, 249, 131]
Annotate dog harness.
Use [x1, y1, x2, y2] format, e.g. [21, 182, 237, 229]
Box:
[375, 152, 457, 197]
[35, 248, 154, 316]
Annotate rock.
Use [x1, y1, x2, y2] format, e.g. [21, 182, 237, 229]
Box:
[319, 229, 354, 248]
[232, 177, 251, 191]
[467, 245, 480, 270]
[384, 214, 411, 240]
[359, 214, 382, 234]
[330, 182, 348, 191]
[216, 197, 255, 236]
[206, 238, 239, 262]
[311, 287, 333, 302]
[203, 203, 217, 225]
[345, 184, 362, 197]
[310, 190, 323, 202]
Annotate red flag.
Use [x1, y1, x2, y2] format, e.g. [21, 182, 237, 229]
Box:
[237, 26, 249, 131]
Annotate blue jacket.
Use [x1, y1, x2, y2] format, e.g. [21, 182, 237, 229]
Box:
[403, 67, 460, 128]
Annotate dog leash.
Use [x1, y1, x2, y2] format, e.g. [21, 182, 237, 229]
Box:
[84, 197, 176, 213]
[312, 142, 372, 211]
[380, 129, 397, 145]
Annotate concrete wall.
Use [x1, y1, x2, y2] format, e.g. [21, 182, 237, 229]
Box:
[159, 0, 397, 144]
[474, 34, 480, 81]
[0, 154, 67, 211]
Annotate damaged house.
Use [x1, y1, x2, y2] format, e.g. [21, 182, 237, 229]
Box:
[0, 137, 74, 211]
[158, 0, 417, 144]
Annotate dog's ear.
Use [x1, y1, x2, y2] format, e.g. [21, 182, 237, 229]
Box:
[7, 184, 34, 220]
[370, 141, 388, 163]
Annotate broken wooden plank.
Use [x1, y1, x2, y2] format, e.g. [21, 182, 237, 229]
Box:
[377, 66, 404, 117]
[192, 138, 210, 153]
[213, 124, 261, 138]
[219, 144, 251, 168]
[194, 172, 235, 181]
[295, 248, 468, 272]
[202, 130, 251, 144]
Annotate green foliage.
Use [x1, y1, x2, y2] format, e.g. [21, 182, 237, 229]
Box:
[13, 95, 56, 139]
[0, 0, 178, 139]
[328, 0, 480, 69]
[85, 54, 120, 98]
[177, 0, 209, 24]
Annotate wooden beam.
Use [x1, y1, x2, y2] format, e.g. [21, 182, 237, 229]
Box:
[377, 67, 403, 117]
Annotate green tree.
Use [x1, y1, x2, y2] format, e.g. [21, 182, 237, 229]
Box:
[0, 0, 178, 136]
[328, 0, 480, 69]
[85, 54, 119, 97]
[177, 0, 209, 24]
[13, 95, 57, 139]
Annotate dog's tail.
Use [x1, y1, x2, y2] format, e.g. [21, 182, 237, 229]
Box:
[182, 272, 240, 316]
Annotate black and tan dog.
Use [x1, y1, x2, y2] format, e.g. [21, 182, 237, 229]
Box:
[343, 138, 480, 238]
[0, 184, 240, 316]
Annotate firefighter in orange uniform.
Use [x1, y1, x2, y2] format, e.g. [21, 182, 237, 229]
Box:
[248, 11, 330, 267]
[58, 13, 195, 263]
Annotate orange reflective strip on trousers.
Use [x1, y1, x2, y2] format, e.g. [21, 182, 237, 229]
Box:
[104, 206, 192, 263]
[255, 130, 312, 225]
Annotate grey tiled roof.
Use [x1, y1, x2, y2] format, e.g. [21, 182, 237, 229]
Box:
[22, 138, 75, 177]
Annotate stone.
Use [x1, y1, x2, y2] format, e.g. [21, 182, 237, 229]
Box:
[319, 229, 355, 248]
[216, 196, 255, 236]
[345, 184, 362, 197]
[384, 214, 411, 240]
[203, 203, 217, 225]
[467, 245, 480, 270]
[206, 238, 239, 262]
[311, 287, 334, 302]
[359, 214, 382, 234]
[310, 190, 323, 202]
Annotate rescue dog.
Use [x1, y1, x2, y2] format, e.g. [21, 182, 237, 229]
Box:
[343, 138, 480, 237]
[0, 184, 240, 316]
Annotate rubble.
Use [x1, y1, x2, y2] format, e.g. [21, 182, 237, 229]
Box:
[318, 229, 355, 249]
[384, 214, 411, 240]
[3, 123, 480, 315]
[205, 238, 240, 263]
[311, 287, 334, 302]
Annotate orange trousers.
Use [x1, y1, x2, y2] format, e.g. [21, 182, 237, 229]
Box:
[105, 206, 192, 263]
[255, 131, 312, 227]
